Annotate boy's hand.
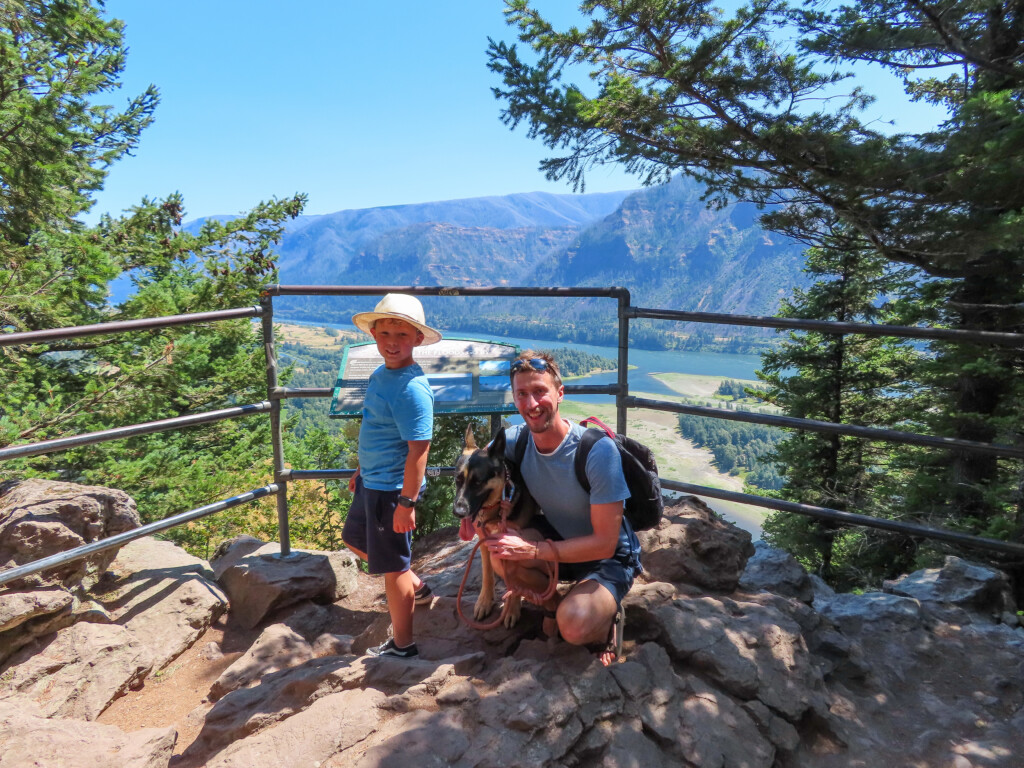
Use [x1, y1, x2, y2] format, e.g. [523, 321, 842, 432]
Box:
[394, 504, 416, 534]
[348, 467, 360, 493]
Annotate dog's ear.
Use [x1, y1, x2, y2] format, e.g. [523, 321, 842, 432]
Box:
[463, 425, 478, 450]
[488, 428, 506, 458]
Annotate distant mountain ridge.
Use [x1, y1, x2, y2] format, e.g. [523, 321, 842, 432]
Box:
[276, 190, 634, 282]
[269, 179, 808, 349]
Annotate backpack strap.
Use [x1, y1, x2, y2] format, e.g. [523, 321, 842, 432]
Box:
[506, 425, 530, 491]
[579, 416, 615, 439]
[573, 427, 605, 494]
[513, 425, 529, 465]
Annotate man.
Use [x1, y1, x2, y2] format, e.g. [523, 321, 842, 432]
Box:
[486, 350, 641, 665]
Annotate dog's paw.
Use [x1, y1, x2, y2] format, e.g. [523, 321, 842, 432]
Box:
[473, 595, 495, 620]
[503, 594, 522, 628]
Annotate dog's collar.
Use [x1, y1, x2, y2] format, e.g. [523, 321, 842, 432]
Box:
[475, 466, 517, 533]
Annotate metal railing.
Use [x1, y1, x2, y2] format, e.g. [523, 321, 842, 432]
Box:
[2, 285, 1023, 587]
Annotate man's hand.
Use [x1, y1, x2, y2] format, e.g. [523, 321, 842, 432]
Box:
[394, 504, 416, 534]
[485, 533, 537, 561]
[348, 467, 360, 493]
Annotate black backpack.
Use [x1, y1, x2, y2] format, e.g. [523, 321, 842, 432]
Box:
[511, 416, 663, 531]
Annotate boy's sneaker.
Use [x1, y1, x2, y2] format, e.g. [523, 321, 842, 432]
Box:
[368, 638, 418, 658]
[413, 582, 433, 605]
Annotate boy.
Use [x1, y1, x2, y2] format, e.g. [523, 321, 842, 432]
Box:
[342, 293, 442, 658]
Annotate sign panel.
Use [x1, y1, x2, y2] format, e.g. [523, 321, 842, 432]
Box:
[329, 337, 520, 417]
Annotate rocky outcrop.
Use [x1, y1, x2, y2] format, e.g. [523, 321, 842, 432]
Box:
[0, 700, 177, 768]
[1, 486, 1023, 768]
[0, 478, 140, 588]
[211, 539, 360, 629]
[638, 497, 755, 591]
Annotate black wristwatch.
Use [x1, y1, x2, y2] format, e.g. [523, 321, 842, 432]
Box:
[397, 495, 418, 509]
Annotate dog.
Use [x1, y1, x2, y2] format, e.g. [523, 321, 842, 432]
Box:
[453, 425, 545, 627]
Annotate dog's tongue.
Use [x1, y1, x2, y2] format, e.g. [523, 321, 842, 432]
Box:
[459, 517, 474, 542]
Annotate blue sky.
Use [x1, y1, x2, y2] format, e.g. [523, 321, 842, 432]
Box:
[91, 1, 946, 224]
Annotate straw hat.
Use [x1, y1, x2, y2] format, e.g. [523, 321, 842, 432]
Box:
[351, 294, 442, 345]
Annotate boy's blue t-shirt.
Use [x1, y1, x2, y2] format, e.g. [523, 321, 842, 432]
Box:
[358, 363, 434, 491]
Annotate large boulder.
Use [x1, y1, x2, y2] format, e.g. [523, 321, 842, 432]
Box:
[740, 540, 814, 603]
[637, 496, 755, 591]
[0, 534, 229, 720]
[0, 621, 150, 720]
[94, 536, 228, 671]
[884, 555, 1019, 626]
[0, 479, 140, 588]
[213, 542, 360, 629]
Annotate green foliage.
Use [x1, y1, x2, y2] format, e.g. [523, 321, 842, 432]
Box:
[539, 347, 614, 377]
[0, 1, 158, 252]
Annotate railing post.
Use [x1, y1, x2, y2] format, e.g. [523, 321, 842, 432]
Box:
[260, 294, 292, 557]
[616, 288, 630, 435]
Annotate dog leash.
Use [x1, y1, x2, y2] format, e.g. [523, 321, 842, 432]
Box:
[456, 473, 559, 630]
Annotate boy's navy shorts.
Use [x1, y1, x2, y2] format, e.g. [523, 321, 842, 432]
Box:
[342, 476, 411, 575]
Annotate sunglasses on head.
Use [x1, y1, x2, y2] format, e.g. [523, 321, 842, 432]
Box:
[510, 358, 549, 374]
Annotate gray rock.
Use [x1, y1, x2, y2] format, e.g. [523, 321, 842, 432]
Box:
[214, 543, 359, 629]
[0, 479, 140, 588]
[0, 700, 176, 768]
[209, 534, 265, 580]
[637, 496, 755, 591]
[646, 590, 824, 720]
[313, 632, 354, 657]
[209, 623, 315, 701]
[740, 540, 814, 603]
[884, 555, 1018, 623]
[0, 586, 74, 633]
[95, 537, 228, 671]
[0, 586, 75, 665]
[818, 592, 925, 636]
[205, 688, 385, 768]
[0, 621, 150, 720]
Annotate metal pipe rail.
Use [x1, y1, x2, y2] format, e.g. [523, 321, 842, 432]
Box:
[285, 467, 458, 482]
[0, 306, 264, 347]
[264, 285, 629, 300]
[627, 397, 1024, 460]
[0, 484, 281, 587]
[629, 306, 1024, 347]
[661, 480, 1024, 557]
[0, 402, 272, 462]
[4, 284, 1023, 588]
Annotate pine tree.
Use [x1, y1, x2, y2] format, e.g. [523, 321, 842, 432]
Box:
[488, 0, 1024, 575]
[758, 242, 919, 587]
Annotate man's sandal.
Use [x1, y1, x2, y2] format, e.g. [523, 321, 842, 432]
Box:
[598, 608, 625, 666]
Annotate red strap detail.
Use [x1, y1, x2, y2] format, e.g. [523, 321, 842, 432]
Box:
[580, 416, 615, 439]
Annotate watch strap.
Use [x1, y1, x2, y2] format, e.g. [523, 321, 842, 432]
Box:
[397, 494, 417, 509]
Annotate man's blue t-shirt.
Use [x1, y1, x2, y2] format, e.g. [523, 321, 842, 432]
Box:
[504, 421, 629, 539]
[358, 363, 434, 491]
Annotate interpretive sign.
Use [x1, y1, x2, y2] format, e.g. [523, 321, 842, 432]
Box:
[329, 337, 520, 417]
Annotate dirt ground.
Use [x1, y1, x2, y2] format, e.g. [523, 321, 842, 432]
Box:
[96, 569, 388, 762]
